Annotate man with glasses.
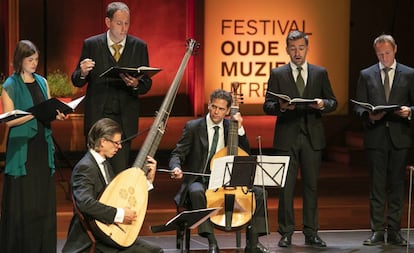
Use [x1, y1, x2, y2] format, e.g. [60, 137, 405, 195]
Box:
[62, 118, 163, 253]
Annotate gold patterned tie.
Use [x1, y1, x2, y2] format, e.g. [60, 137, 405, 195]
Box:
[111, 43, 122, 62]
[296, 66, 305, 96]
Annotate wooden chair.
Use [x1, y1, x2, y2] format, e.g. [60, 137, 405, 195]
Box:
[71, 195, 96, 253]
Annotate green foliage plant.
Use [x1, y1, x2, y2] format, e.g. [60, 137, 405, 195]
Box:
[47, 69, 76, 97]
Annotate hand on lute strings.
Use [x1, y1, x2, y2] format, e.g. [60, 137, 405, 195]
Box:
[122, 207, 137, 225]
[145, 156, 157, 183]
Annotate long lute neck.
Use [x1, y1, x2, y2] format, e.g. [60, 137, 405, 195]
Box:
[133, 39, 197, 171]
[227, 82, 241, 156]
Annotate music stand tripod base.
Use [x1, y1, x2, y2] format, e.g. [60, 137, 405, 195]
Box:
[150, 207, 221, 252]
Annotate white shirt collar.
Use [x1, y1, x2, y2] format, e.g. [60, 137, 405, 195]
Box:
[379, 60, 396, 71]
[107, 31, 126, 50]
[90, 149, 111, 184]
[90, 149, 106, 166]
[290, 61, 308, 71]
[206, 113, 224, 129]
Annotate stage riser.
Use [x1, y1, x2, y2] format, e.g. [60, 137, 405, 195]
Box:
[57, 205, 414, 239]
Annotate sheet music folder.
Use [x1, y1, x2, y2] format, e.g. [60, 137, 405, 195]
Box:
[228, 156, 257, 187]
[27, 96, 84, 122]
[208, 155, 290, 189]
[150, 207, 221, 233]
[0, 110, 31, 123]
[99, 66, 161, 79]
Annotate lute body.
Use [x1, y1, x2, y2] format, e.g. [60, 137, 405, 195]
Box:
[90, 39, 199, 248]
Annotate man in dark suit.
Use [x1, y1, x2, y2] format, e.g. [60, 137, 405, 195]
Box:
[263, 30, 337, 248]
[62, 118, 162, 253]
[170, 89, 270, 253]
[71, 1, 152, 174]
[355, 34, 414, 247]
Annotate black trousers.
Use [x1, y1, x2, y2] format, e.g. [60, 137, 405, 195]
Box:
[366, 132, 408, 232]
[275, 132, 322, 236]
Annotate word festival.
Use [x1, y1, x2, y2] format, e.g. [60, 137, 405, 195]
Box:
[221, 19, 312, 36]
[219, 19, 312, 100]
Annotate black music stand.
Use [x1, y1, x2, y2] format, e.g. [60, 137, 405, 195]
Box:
[228, 156, 257, 188]
[209, 156, 256, 190]
[150, 207, 220, 253]
[208, 155, 289, 237]
[225, 156, 258, 232]
[205, 155, 259, 240]
[252, 155, 290, 188]
[208, 155, 289, 189]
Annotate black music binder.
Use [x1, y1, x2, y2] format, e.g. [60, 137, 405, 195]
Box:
[150, 207, 220, 233]
[0, 110, 30, 123]
[99, 66, 161, 79]
[27, 96, 84, 122]
[228, 155, 257, 188]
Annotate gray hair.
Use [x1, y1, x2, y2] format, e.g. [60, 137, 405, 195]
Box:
[373, 34, 396, 50]
[106, 2, 129, 19]
[87, 118, 122, 151]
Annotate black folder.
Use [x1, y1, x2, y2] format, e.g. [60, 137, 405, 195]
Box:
[0, 110, 30, 123]
[99, 66, 161, 79]
[27, 96, 84, 122]
[150, 207, 220, 233]
[229, 155, 257, 187]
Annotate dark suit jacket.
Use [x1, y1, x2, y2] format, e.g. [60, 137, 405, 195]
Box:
[355, 62, 414, 149]
[169, 117, 250, 206]
[72, 33, 152, 138]
[62, 151, 118, 253]
[263, 63, 337, 151]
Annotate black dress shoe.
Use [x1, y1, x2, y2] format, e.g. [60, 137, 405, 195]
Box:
[208, 243, 220, 253]
[305, 234, 327, 247]
[278, 234, 291, 247]
[387, 231, 408, 246]
[245, 242, 271, 253]
[363, 231, 384, 246]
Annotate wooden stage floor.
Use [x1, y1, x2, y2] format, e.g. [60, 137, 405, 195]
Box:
[53, 158, 414, 237]
[56, 230, 414, 252]
[2, 156, 414, 252]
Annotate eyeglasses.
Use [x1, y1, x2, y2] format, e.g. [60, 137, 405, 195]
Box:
[105, 138, 123, 147]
